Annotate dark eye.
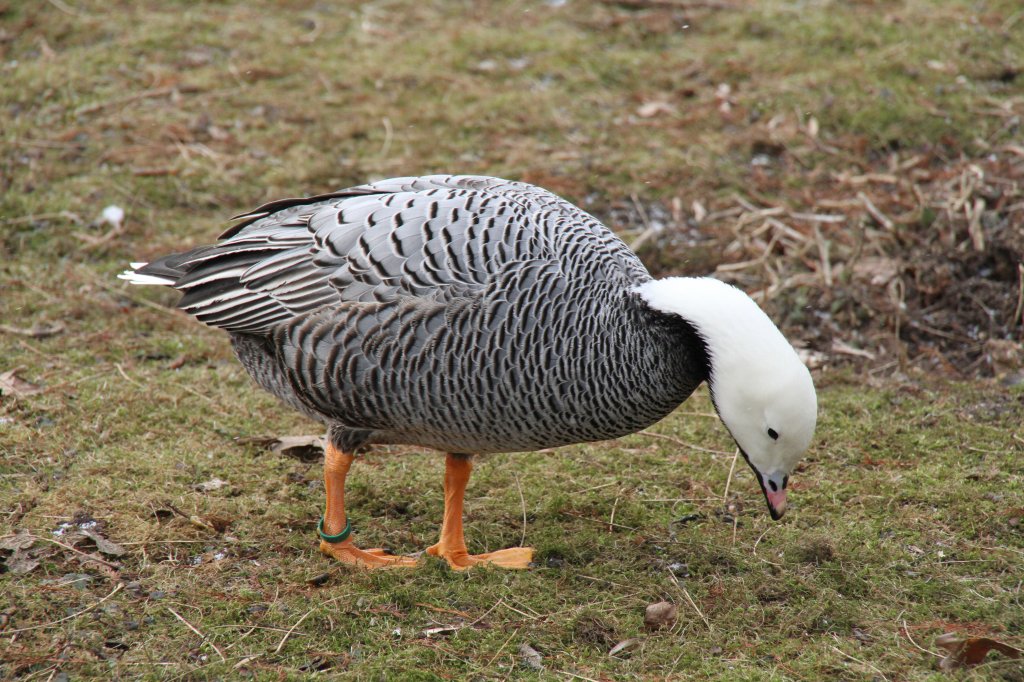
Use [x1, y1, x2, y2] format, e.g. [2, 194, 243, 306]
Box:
[767, 428, 779, 441]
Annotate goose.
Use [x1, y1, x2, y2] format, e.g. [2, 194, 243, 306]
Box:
[121, 175, 817, 570]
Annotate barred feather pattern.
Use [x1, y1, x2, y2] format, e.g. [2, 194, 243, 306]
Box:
[131, 175, 710, 453]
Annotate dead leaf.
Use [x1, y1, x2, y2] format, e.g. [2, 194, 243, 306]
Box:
[831, 339, 876, 360]
[183, 513, 231, 533]
[237, 435, 325, 461]
[421, 625, 461, 638]
[852, 256, 901, 286]
[0, 322, 65, 338]
[935, 632, 1021, 670]
[195, 477, 229, 492]
[1, 532, 47, 575]
[806, 115, 820, 138]
[81, 529, 126, 557]
[609, 638, 643, 658]
[644, 601, 678, 631]
[271, 436, 325, 462]
[307, 572, 331, 587]
[7, 554, 41, 574]
[636, 101, 676, 118]
[189, 515, 216, 532]
[204, 515, 233, 533]
[852, 627, 873, 644]
[0, 532, 36, 551]
[0, 369, 43, 397]
[691, 200, 708, 223]
[518, 643, 544, 671]
[926, 60, 956, 73]
[167, 354, 189, 370]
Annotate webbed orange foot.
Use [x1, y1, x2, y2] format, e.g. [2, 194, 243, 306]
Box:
[427, 543, 534, 570]
[320, 538, 418, 569]
[318, 444, 418, 569]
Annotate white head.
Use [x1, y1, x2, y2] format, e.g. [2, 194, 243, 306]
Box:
[636, 277, 817, 520]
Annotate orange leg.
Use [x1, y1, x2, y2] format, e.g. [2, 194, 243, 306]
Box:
[426, 453, 533, 570]
[318, 442, 417, 569]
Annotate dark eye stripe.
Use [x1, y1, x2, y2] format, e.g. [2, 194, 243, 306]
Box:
[767, 428, 779, 440]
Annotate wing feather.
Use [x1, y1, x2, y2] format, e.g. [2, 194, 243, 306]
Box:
[128, 175, 648, 333]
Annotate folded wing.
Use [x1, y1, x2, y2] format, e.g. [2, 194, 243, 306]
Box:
[123, 175, 648, 333]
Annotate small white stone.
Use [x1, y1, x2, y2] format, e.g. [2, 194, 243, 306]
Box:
[101, 205, 125, 227]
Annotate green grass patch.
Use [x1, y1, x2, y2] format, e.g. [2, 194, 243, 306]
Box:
[2, 0, 1023, 678]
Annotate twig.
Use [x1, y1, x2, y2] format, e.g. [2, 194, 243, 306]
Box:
[1012, 263, 1023, 334]
[813, 224, 833, 287]
[501, 602, 540, 621]
[75, 85, 200, 116]
[900, 618, 941, 658]
[379, 116, 393, 158]
[858, 192, 894, 230]
[468, 597, 504, 627]
[628, 193, 657, 251]
[829, 641, 889, 681]
[273, 607, 316, 654]
[414, 603, 473, 619]
[72, 221, 125, 250]
[965, 198, 986, 251]
[722, 447, 739, 503]
[638, 431, 732, 457]
[513, 472, 527, 547]
[274, 596, 343, 654]
[212, 624, 309, 634]
[607, 488, 622, 533]
[667, 569, 712, 631]
[1, 210, 83, 226]
[789, 211, 845, 223]
[5, 583, 123, 634]
[571, 481, 618, 494]
[114, 363, 145, 389]
[559, 510, 637, 531]
[483, 628, 520, 668]
[25, 534, 121, 570]
[167, 606, 226, 662]
[46, 0, 90, 18]
[752, 526, 772, 555]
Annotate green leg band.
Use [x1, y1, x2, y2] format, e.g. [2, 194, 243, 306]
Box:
[317, 516, 352, 543]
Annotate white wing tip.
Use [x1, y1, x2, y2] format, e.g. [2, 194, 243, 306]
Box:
[119, 269, 175, 286]
[129, 261, 149, 269]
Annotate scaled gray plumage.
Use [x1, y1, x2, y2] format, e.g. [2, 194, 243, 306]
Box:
[131, 175, 711, 454]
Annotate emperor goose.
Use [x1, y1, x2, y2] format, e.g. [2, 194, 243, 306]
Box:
[121, 175, 817, 570]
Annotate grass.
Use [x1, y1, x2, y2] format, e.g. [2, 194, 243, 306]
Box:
[3, 376, 1022, 679]
[2, 0, 1023, 679]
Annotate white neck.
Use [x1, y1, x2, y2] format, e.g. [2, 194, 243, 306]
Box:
[634, 277, 797, 377]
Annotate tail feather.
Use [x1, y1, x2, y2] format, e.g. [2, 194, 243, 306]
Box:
[118, 270, 176, 286]
[119, 234, 322, 333]
[119, 249, 206, 287]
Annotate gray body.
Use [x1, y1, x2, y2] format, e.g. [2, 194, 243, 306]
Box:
[135, 176, 710, 454]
